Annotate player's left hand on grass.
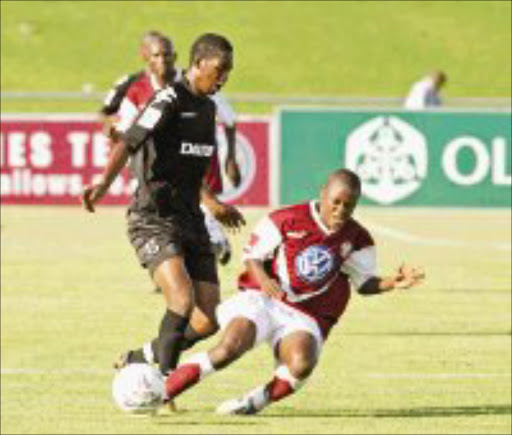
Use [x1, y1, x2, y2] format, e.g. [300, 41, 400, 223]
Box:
[393, 264, 426, 289]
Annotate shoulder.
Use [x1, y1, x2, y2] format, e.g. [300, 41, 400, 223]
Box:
[114, 70, 145, 89]
[268, 202, 311, 228]
[345, 218, 374, 249]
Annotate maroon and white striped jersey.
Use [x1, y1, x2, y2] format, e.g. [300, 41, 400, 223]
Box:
[239, 201, 377, 338]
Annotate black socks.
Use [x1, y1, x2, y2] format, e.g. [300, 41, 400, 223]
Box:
[157, 310, 189, 376]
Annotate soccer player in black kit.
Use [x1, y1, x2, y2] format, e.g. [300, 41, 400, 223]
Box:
[81, 33, 245, 389]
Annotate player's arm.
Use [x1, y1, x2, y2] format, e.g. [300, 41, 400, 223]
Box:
[200, 182, 245, 230]
[81, 87, 175, 212]
[223, 123, 241, 187]
[99, 73, 140, 140]
[341, 246, 425, 295]
[358, 264, 425, 295]
[81, 140, 130, 212]
[210, 92, 241, 187]
[242, 216, 285, 300]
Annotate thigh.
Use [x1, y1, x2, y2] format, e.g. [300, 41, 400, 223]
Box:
[269, 302, 323, 360]
[216, 291, 272, 346]
[126, 210, 185, 275]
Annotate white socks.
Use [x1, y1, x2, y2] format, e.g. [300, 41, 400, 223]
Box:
[183, 352, 215, 380]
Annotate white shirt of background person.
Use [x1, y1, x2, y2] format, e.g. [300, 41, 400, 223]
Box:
[404, 75, 442, 110]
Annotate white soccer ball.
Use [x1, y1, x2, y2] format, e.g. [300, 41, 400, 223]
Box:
[112, 363, 165, 414]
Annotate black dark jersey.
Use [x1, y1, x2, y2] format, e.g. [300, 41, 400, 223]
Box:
[100, 71, 145, 116]
[123, 81, 217, 219]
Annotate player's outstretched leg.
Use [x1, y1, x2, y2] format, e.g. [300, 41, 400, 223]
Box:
[215, 365, 305, 415]
[216, 330, 318, 415]
[163, 317, 256, 403]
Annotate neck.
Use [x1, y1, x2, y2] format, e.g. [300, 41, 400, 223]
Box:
[184, 69, 202, 96]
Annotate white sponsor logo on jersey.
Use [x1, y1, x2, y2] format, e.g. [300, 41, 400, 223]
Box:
[345, 116, 428, 205]
[180, 112, 198, 118]
[180, 142, 215, 157]
[295, 245, 334, 284]
[287, 231, 309, 239]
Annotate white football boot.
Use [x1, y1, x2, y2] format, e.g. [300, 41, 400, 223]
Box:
[216, 386, 268, 415]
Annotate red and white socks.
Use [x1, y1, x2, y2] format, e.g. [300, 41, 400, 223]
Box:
[165, 356, 305, 415]
[165, 352, 215, 400]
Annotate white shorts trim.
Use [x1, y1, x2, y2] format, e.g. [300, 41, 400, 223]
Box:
[216, 290, 323, 355]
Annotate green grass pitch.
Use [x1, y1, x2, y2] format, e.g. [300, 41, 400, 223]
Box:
[1, 1, 511, 113]
[1, 205, 510, 434]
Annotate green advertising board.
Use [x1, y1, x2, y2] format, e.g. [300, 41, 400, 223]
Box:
[278, 108, 511, 207]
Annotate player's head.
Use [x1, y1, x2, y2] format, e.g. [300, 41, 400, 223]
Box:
[432, 70, 447, 90]
[139, 31, 177, 80]
[139, 30, 163, 61]
[319, 169, 361, 231]
[187, 33, 233, 95]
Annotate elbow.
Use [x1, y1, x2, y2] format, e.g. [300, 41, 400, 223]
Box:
[356, 277, 380, 296]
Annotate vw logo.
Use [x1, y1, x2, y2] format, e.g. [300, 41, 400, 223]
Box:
[295, 245, 334, 283]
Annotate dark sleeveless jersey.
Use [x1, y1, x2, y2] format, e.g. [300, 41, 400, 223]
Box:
[122, 80, 217, 221]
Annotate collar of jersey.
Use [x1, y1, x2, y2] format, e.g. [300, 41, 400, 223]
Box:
[309, 200, 333, 235]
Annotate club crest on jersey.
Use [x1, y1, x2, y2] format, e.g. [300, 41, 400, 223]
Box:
[295, 245, 334, 284]
[143, 238, 160, 256]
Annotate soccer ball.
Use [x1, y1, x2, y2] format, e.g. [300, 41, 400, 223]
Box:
[112, 363, 165, 414]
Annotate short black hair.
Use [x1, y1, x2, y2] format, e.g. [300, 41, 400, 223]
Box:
[327, 168, 361, 194]
[141, 30, 164, 45]
[189, 33, 233, 69]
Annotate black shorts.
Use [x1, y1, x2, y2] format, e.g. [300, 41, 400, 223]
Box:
[126, 209, 218, 284]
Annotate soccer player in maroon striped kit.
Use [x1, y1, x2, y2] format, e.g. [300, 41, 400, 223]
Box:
[162, 168, 425, 415]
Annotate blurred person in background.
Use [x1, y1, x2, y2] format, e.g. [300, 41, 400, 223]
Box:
[158, 168, 426, 415]
[99, 30, 241, 266]
[82, 34, 245, 404]
[404, 70, 447, 110]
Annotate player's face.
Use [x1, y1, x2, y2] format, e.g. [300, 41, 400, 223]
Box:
[320, 182, 360, 231]
[147, 40, 175, 79]
[195, 56, 232, 95]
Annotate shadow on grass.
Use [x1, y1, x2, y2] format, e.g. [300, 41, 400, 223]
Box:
[149, 404, 511, 424]
[261, 404, 512, 419]
[152, 409, 260, 426]
[343, 331, 511, 336]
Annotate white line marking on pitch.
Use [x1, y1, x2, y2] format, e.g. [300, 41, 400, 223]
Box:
[2, 368, 510, 379]
[365, 221, 511, 252]
[1, 368, 112, 375]
[367, 373, 511, 379]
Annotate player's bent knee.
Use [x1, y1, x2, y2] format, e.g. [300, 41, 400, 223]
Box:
[287, 353, 317, 380]
[209, 319, 256, 369]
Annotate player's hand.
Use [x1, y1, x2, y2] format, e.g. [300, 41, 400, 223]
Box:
[225, 156, 241, 188]
[81, 182, 109, 213]
[261, 277, 285, 301]
[211, 202, 246, 231]
[393, 264, 425, 289]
